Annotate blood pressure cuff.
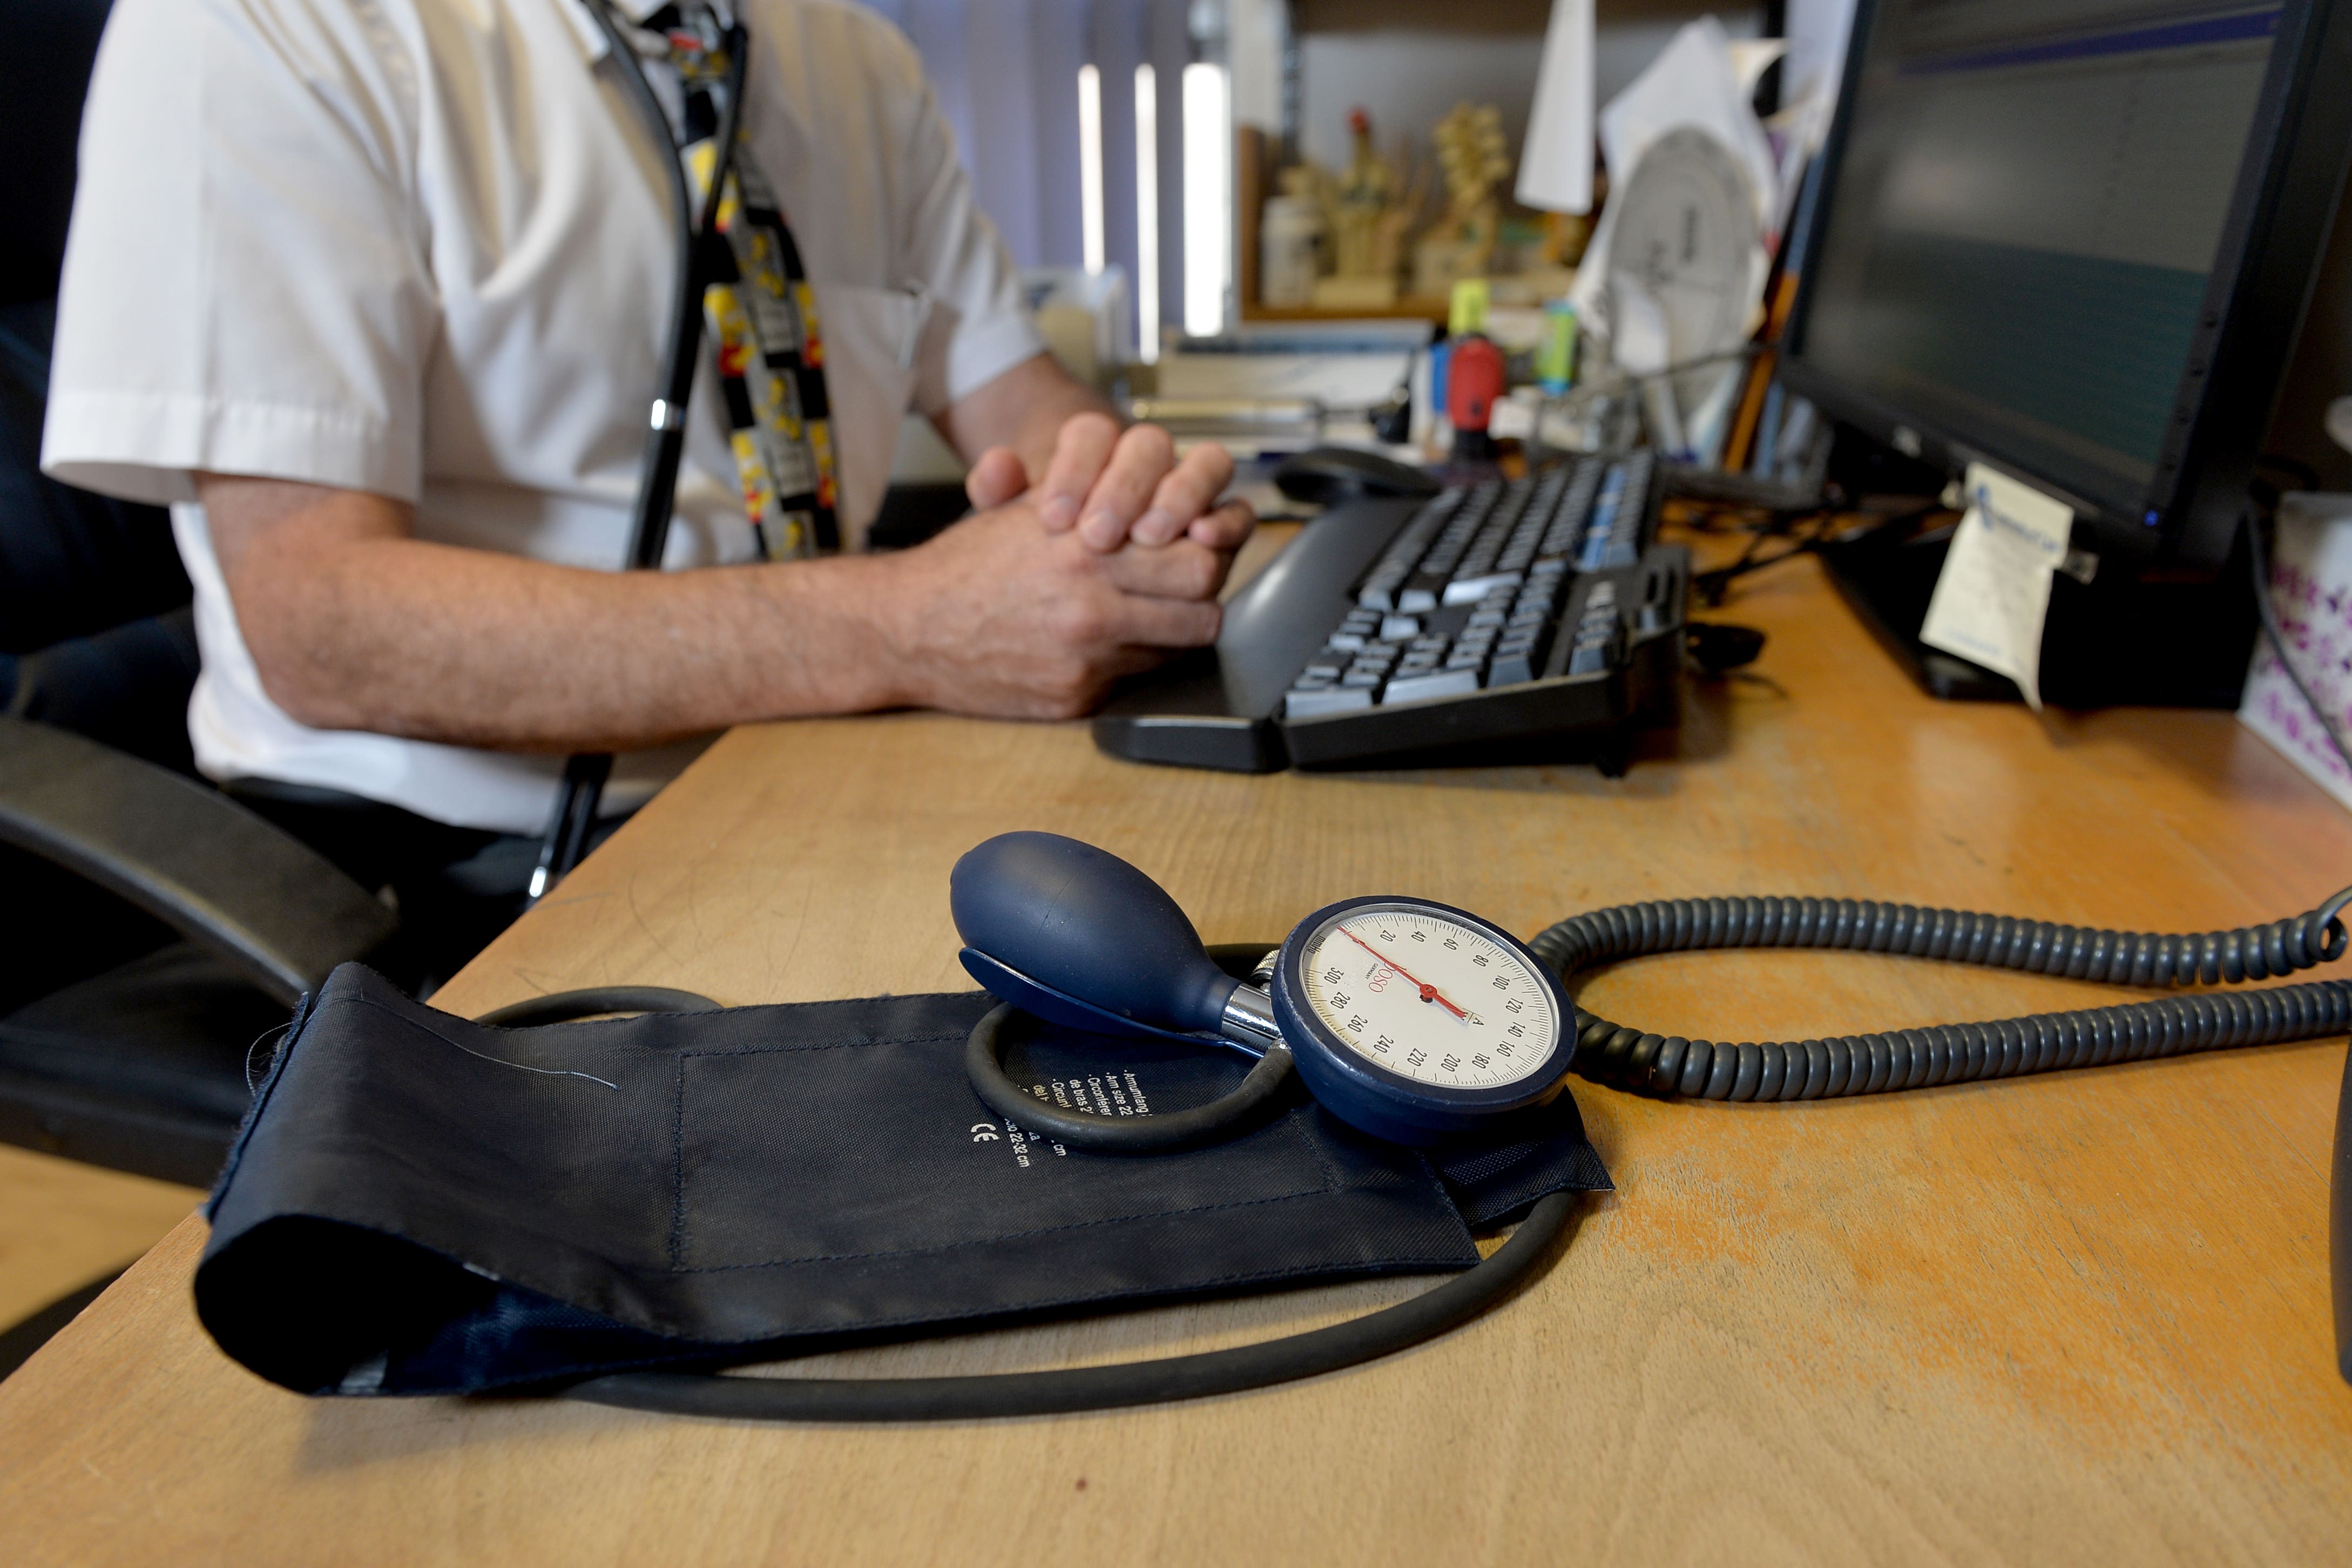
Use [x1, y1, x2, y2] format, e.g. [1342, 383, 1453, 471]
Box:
[195, 964, 1610, 1397]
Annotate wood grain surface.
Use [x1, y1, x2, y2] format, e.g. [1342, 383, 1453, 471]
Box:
[4, 542, 2350, 1567]
[0, 1146, 197, 1329]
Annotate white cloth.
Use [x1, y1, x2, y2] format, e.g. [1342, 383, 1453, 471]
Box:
[42, 0, 1043, 833]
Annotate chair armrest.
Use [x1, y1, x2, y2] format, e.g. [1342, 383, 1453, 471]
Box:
[0, 717, 397, 1005]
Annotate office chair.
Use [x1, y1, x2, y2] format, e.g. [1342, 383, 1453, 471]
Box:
[0, 715, 400, 1186]
[0, 716, 397, 1380]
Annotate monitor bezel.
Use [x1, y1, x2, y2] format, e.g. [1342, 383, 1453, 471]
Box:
[1778, 0, 2352, 572]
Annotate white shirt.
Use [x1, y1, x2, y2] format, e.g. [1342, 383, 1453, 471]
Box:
[42, 0, 1042, 833]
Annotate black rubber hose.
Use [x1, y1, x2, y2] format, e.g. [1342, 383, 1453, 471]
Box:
[964, 1003, 1296, 1152]
[1532, 887, 2352, 1100]
[471, 988, 722, 1028]
[563, 1189, 1577, 1423]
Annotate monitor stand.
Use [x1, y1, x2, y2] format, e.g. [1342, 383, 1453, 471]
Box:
[1816, 518, 2262, 710]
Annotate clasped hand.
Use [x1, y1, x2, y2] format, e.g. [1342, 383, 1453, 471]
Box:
[881, 414, 1254, 720]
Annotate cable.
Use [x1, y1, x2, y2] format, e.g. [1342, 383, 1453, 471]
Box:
[1556, 346, 1761, 409]
[964, 1003, 1296, 1152]
[1690, 508, 1838, 605]
[532, 9, 752, 901]
[1686, 501, 1947, 607]
[562, 1189, 1577, 1423]
[1534, 888, 2352, 1100]
[471, 987, 722, 1029]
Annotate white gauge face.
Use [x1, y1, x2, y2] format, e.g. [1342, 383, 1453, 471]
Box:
[1298, 907, 1560, 1090]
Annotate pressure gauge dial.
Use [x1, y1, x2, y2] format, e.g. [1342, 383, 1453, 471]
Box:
[1271, 897, 1575, 1143]
[951, 834, 1583, 1148]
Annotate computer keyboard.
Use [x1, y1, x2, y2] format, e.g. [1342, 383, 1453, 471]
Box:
[1092, 452, 1688, 775]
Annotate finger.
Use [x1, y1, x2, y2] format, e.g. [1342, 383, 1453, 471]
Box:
[1100, 590, 1224, 649]
[963, 447, 1028, 511]
[1077, 423, 1178, 551]
[1095, 538, 1229, 602]
[1128, 443, 1235, 546]
[1033, 412, 1121, 531]
[1185, 499, 1256, 552]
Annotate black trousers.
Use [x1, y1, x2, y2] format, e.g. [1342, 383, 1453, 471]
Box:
[228, 783, 627, 991]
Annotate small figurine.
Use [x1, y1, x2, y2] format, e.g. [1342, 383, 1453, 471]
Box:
[1414, 102, 1512, 298]
[1314, 107, 1406, 309]
[1330, 107, 1394, 280]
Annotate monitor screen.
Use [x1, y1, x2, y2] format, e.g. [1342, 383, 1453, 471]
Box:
[1792, 2, 2286, 517]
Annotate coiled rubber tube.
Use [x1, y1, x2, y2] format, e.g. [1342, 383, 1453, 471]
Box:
[1530, 887, 2352, 1101]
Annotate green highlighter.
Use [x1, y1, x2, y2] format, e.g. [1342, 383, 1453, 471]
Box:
[1535, 300, 1577, 394]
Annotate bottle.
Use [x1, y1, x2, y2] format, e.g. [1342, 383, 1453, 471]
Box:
[1536, 300, 1578, 395]
[1445, 279, 1505, 461]
[1259, 168, 1326, 309]
[1448, 336, 1506, 461]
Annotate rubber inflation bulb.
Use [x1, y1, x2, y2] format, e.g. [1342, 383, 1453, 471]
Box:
[950, 832, 1239, 1036]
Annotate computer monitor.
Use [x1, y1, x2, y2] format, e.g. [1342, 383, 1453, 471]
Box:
[1780, 0, 2352, 575]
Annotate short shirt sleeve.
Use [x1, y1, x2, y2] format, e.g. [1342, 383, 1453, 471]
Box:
[863, 22, 1046, 416]
[42, 0, 435, 506]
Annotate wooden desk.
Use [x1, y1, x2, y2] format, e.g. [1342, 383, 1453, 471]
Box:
[5, 540, 2351, 1565]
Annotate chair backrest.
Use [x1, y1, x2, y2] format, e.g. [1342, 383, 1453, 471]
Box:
[0, 716, 398, 1004]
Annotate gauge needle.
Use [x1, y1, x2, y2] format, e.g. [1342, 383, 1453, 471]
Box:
[1339, 928, 1468, 1019]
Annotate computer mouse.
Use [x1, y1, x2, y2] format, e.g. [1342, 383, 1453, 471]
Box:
[1273, 445, 1443, 505]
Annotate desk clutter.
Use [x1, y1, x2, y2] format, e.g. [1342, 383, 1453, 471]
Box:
[14, 557, 2352, 1546]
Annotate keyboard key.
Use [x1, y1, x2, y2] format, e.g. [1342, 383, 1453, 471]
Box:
[1443, 570, 1522, 606]
[1380, 613, 1421, 640]
[1488, 650, 1538, 686]
[1567, 641, 1610, 675]
[1286, 686, 1376, 718]
[1383, 668, 1482, 705]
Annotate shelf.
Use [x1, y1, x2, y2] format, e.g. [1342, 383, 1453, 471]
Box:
[1240, 298, 1451, 323]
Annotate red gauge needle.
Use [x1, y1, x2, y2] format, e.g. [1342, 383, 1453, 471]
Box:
[1339, 927, 1468, 1019]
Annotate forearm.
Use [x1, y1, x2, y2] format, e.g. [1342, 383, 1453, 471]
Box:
[201, 465, 1240, 747]
[1002, 373, 1118, 477]
[231, 531, 907, 751]
[933, 351, 1118, 479]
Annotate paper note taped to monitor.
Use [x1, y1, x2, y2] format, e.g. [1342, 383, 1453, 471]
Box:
[1920, 464, 2074, 709]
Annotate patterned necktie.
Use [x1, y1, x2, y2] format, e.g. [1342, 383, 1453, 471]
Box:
[656, 6, 840, 558]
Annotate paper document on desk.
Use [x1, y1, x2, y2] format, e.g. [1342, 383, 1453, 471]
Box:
[1920, 464, 2074, 709]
